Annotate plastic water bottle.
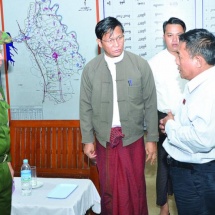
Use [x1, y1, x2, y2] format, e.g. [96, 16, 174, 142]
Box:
[21, 159, 32, 196]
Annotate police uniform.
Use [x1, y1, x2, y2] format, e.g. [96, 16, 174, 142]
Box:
[0, 87, 12, 215]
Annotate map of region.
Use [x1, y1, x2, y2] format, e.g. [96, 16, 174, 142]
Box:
[13, 0, 85, 104]
[2, 0, 97, 119]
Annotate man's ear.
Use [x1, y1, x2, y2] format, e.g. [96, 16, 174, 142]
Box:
[194, 55, 204, 68]
[96, 39, 102, 48]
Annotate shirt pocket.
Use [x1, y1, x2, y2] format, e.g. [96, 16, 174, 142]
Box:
[127, 78, 142, 102]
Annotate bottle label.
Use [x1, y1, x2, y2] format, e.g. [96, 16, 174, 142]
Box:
[21, 170, 31, 182]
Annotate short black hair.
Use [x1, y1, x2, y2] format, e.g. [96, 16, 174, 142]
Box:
[163, 17, 186, 33]
[95, 16, 124, 40]
[179, 29, 215, 65]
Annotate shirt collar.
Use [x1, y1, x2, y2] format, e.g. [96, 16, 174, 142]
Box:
[104, 51, 124, 64]
[187, 66, 215, 93]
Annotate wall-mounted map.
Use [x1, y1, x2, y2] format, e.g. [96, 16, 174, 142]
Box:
[1, 0, 97, 119]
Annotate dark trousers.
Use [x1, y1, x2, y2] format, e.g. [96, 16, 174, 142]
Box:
[169, 158, 215, 215]
[156, 111, 173, 206]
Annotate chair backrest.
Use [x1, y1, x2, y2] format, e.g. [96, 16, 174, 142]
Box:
[10, 120, 90, 178]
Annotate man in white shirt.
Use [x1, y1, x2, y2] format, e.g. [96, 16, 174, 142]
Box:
[160, 29, 215, 215]
[148, 17, 187, 215]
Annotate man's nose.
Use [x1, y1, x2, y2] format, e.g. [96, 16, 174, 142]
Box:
[172, 35, 178, 42]
[113, 39, 119, 46]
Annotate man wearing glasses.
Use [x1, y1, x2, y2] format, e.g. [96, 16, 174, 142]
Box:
[80, 16, 158, 215]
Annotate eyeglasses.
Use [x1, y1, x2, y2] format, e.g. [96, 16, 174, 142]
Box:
[101, 35, 124, 46]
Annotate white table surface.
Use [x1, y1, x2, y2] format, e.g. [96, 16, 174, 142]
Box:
[12, 177, 101, 215]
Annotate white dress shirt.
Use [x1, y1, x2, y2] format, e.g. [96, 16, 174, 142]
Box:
[148, 49, 187, 114]
[163, 66, 215, 163]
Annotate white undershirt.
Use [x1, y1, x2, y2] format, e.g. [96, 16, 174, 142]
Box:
[105, 52, 124, 127]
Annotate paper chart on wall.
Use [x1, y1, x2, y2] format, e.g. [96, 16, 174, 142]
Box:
[202, 0, 215, 34]
[100, 0, 197, 60]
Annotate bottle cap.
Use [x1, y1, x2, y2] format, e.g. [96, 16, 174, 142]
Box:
[23, 159, 28, 164]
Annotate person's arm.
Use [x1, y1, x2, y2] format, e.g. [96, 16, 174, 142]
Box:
[80, 64, 97, 160]
[83, 143, 96, 159]
[141, 61, 158, 163]
[142, 61, 158, 141]
[161, 96, 215, 153]
[159, 111, 174, 134]
[145, 141, 157, 165]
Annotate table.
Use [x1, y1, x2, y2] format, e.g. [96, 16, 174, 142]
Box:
[12, 177, 101, 215]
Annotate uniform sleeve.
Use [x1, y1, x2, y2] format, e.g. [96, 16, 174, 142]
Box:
[0, 87, 11, 160]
